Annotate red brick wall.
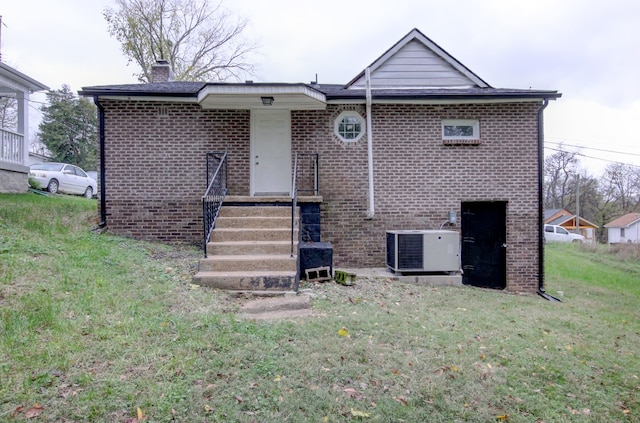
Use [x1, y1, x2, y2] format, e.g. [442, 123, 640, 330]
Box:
[100, 100, 251, 242]
[101, 99, 542, 292]
[292, 102, 542, 292]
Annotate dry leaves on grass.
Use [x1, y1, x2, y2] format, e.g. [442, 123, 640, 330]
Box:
[11, 403, 45, 419]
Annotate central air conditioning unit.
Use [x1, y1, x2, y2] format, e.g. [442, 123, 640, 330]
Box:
[386, 230, 460, 273]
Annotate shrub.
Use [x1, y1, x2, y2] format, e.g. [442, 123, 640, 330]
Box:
[28, 177, 41, 190]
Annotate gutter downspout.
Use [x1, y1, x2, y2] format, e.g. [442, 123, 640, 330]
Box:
[365, 67, 375, 219]
[95, 96, 107, 228]
[536, 98, 560, 302]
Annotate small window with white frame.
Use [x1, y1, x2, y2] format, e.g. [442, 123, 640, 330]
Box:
[442, 119, 480, 140]
[335, 111, 365, 143]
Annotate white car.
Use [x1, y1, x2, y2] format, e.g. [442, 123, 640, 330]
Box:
[30, 162, 98, 199]
[544, 224, 585, 243]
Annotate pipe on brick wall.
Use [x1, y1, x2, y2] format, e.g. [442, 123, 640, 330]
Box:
[94, 96, 107, 228]
[536, 98, 560, 302]
[365, 67, 375, 218]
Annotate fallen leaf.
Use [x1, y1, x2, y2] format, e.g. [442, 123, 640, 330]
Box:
[137, 407, 143, 421]
[496, 414, 509, 421]
[273, 375, 281, 382]
[351, 408, 371, 417]
[11, 405, 24, 417]
[338, 327, 350, 337]
[25, 403, 44, 419]
[235, 395, 243, 403]
[395, 396, 409, 406]
[204, 404, 213, 412]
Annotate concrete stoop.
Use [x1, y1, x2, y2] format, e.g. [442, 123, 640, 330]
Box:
[193, 205, 299, 292]
[237, 295, 312, 320]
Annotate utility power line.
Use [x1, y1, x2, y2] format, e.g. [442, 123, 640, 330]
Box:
[544, 146, 640, 169]
[545, 140, 640, 158]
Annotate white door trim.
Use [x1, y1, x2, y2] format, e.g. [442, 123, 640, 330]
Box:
[250, 109, 292, 196]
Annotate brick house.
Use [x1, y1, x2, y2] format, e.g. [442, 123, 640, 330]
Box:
[80, 28, 560, 293]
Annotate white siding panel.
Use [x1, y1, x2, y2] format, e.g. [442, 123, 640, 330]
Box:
[350, 39, 477, 88]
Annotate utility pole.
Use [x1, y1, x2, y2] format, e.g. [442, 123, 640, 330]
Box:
[575, 174, 580, 235]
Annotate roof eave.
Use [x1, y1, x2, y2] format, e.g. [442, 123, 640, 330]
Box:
[0, 62, 49, 92]
[326, 92, 561, 103]
[78, 89, 198, 98]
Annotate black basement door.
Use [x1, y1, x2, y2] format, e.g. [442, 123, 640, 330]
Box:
[461, 201, 507, 289]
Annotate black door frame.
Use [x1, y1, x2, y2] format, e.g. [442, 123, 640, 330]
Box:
[460, 201, 507, 289]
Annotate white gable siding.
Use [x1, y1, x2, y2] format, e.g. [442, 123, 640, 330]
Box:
[350, 40, 477, 89]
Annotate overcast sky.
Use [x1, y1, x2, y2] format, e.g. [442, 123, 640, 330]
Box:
[2, 0, 639, 175]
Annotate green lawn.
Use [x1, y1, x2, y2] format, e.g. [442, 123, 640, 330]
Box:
[1, 193, 638, 422]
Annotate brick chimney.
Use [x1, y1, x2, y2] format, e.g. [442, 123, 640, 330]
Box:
[151, 60, 172, 83]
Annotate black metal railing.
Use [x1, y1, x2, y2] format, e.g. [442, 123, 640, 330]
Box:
[202, 152, 228, 257]
[295, 153, 319, 196]
[291, 154, 299, 257]
[290, 153, 319, 257]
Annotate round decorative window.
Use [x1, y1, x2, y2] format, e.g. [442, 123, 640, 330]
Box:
[334, 111, 365, 143]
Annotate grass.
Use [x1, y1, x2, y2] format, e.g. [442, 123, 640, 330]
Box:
[1, 193, 639, 422]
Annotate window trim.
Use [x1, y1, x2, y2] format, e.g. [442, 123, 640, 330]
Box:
[441, 119, 480, 140]
[334, 111, 365, 143]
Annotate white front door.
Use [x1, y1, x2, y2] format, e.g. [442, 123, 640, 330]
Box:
[251, 110, 291, 196]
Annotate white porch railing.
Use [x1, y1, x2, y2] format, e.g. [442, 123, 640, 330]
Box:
[0, 128, 24, 165]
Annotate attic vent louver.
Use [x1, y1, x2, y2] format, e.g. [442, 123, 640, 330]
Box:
[157, 106, 169, 117]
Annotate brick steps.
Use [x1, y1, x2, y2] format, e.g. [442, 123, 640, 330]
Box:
[194, 205, 298, 291]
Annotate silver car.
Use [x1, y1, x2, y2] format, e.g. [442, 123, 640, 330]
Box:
[544, 224, 585, 243]
[29, 162, 97, 199]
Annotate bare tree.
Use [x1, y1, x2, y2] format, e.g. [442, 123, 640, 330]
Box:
[0, 94, 17, 130]
[544, 146, 579, 209]
[104, 0, 257, 83]
[602, 163, 640, 214]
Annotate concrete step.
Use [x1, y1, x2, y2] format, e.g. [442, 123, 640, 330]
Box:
[219, 206, 296, 218]
[207, 240, 295, 255]
[237, 296, 312, 319]
[216, 216, 295, 229]
[199, 254, 297, 272]
[211, 228, 298, 242]
[193, 271, 297, 291]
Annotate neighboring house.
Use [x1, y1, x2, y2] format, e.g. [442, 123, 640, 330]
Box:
[79, 28, 560, 293]
[544, 208, 599, 243]
[0, 62, 48, 193]
[604, 213, 640, 244]
[27, 144, 52, 166]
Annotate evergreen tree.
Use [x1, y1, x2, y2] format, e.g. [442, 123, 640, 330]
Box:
[38, 85, 98, 171]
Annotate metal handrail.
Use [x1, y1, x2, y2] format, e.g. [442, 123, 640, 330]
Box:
[291, 153, 298, 257]
[202, 152, 228, 257]
[296, 153, 319, 196]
